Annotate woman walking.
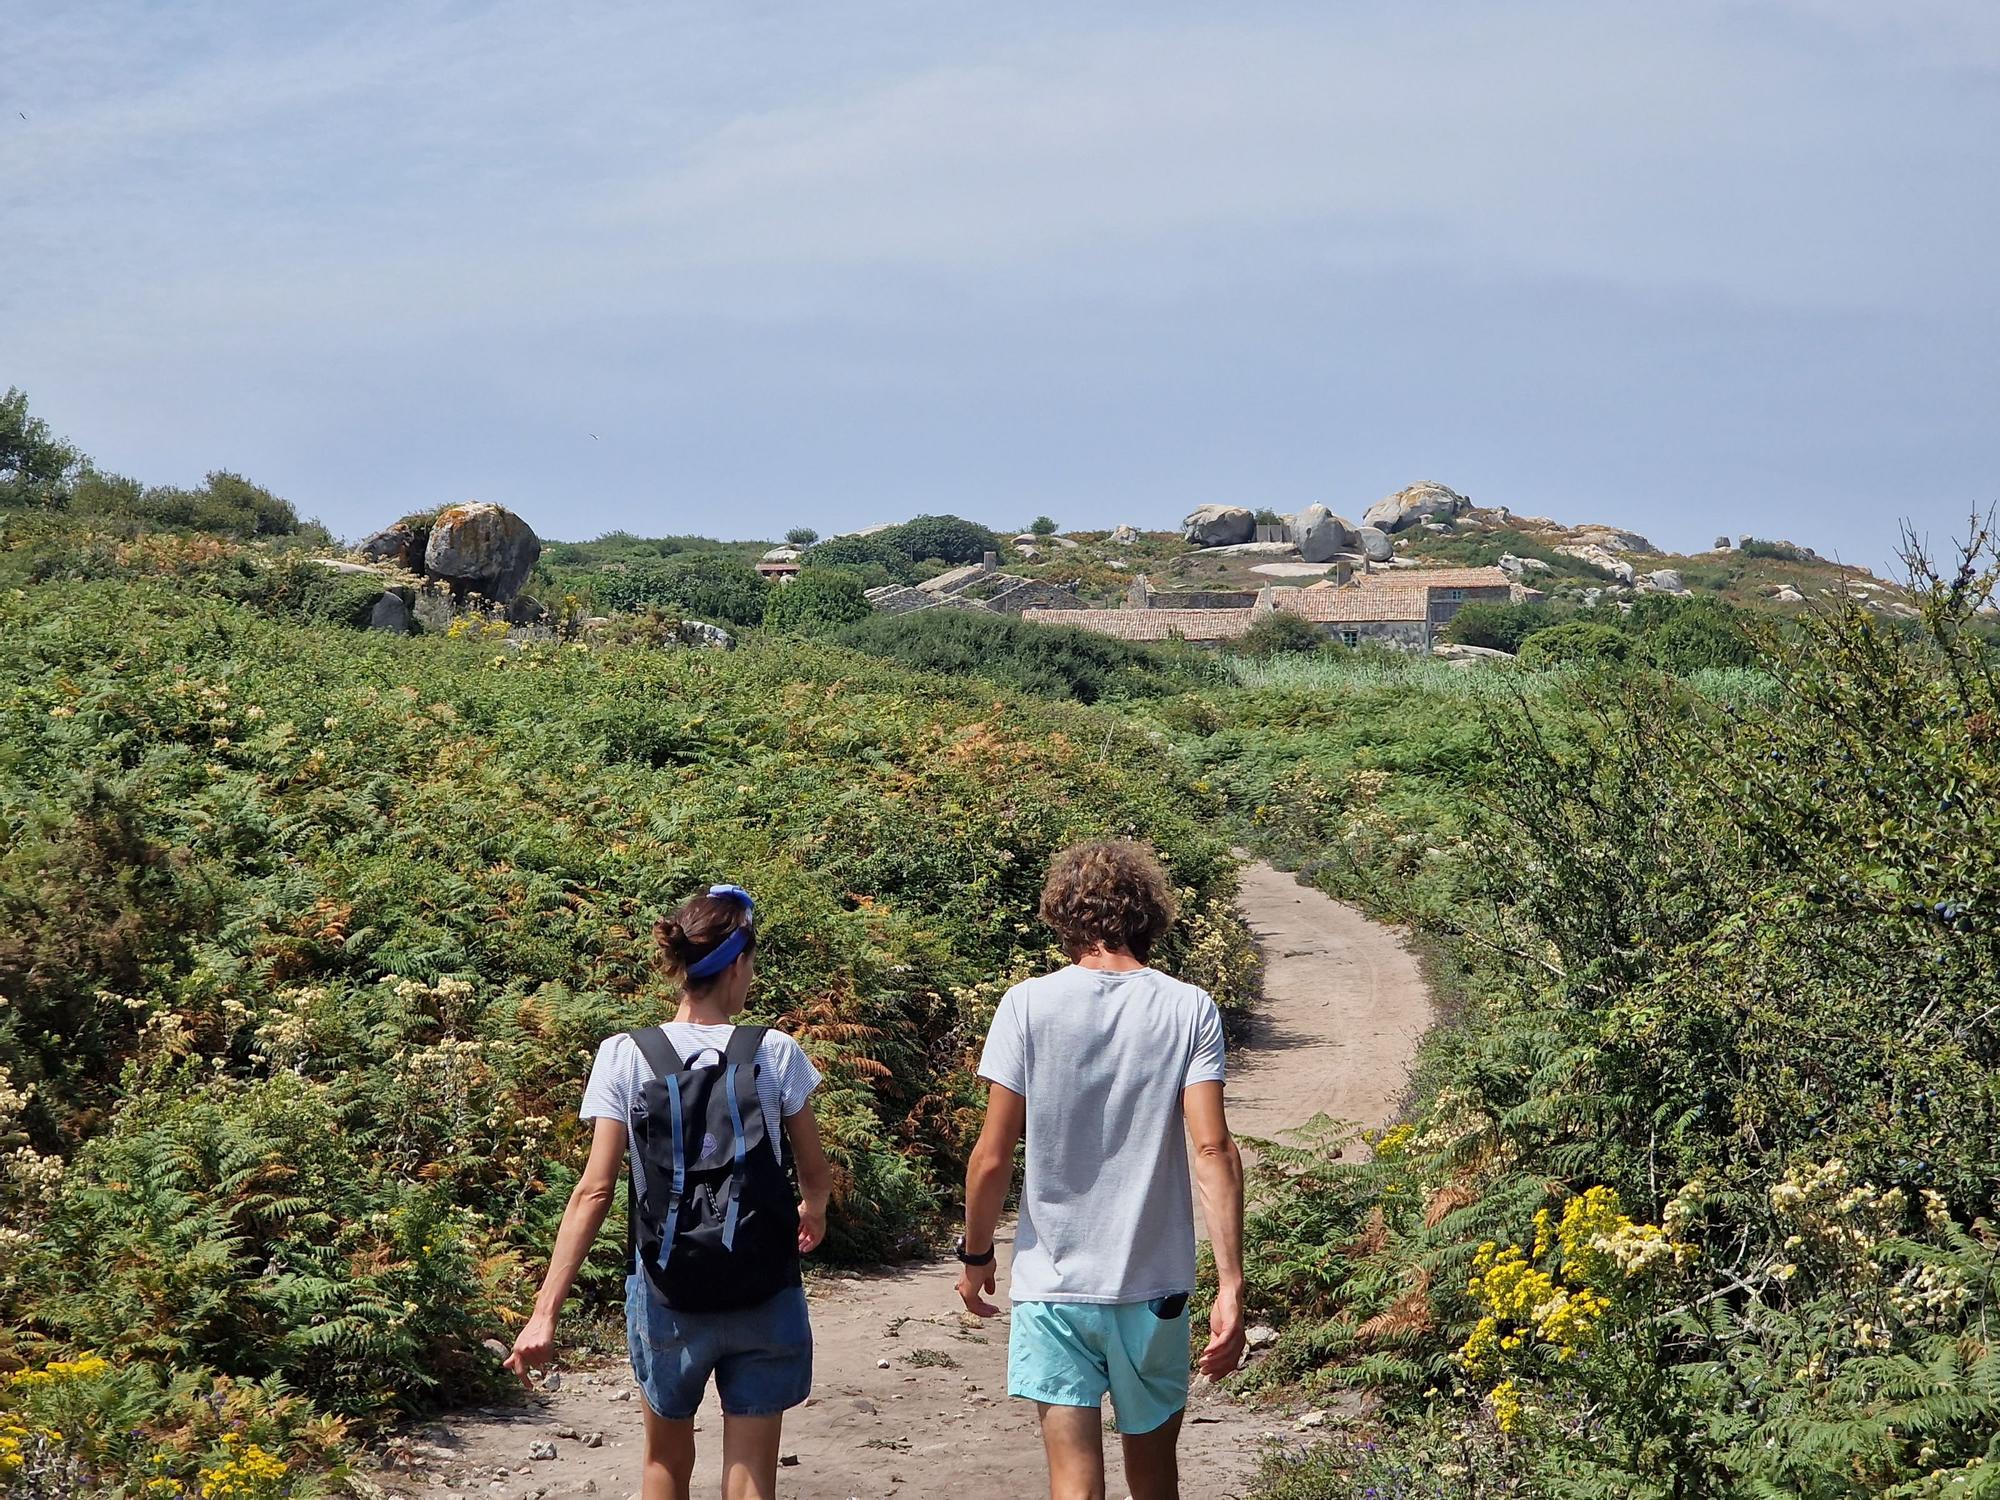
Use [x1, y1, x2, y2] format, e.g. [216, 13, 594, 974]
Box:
[507, 884, 833, 1500]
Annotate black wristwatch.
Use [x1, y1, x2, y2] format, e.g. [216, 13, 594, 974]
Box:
[956, 1237, 996, 1266]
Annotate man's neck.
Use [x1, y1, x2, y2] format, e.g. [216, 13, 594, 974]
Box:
[1073, 946, 1146, 973]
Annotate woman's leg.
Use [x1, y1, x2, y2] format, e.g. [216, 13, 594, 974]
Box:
[639, 1399, 696, 1500]
[717, 1414, 782, 1500]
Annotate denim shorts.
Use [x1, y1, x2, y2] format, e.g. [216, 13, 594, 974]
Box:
[1007, 1295, 1191, 1435]
[625, 1275, 813, 1420]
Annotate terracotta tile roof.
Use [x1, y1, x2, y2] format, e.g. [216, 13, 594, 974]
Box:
[1274, 588, 1430, 622]
[1021, 607, 1255, 641]
[1353, 566, 1514, 590]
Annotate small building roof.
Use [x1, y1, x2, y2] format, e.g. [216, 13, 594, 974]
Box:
[1352, 566, 1514, 590]
[1021, 607, 1255, 642]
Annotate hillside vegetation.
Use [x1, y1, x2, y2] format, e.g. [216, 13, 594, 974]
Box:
[0, 532, 1254, 1490]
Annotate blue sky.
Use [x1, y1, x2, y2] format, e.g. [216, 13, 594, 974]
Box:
[4, 1, 1995, 567]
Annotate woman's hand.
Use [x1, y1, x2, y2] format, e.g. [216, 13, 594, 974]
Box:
[502, 1313, 557, 1387]
[797, 1201, 826, 1253]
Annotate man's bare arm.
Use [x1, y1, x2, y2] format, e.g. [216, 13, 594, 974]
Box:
[957, 1083, 1025, 1316]
[1185, 1079, 1247, 1377]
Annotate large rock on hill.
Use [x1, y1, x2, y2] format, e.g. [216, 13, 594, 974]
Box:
[1356, 525, 1394, 562]
[1294, 504, 1356, 563]
[423, 502, 541, 602]
[358, 520, 429, 572]
[1182, 505, 1256, 547]
[1363, 482, 1469, 534]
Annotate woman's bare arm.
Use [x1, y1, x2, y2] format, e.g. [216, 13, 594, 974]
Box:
[785, 1101, 835, 1252]
[504, 1115, 627, 1382]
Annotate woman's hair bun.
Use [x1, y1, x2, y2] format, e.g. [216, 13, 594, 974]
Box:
[654, 893, 754, 985]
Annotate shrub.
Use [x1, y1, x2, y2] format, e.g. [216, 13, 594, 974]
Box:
[1238, 612, 1324, 659]
[761, 569, 871, 636]
[1628, 594, 1761, 672]
[1221, 533, 2000, 1498]
[803, 534, 919, 585]
[878, 514, 1001, 565]
[784, 527, 818, 547]
[1516, 619, 1634, 668]
[1029, 516, 1058, 536]
[832, 609, 1186, 704]
[589, 554, 769, 626]
[1441, 600, 1566, 653]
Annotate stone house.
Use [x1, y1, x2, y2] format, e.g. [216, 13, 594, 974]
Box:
[863, 551, 1084, 618]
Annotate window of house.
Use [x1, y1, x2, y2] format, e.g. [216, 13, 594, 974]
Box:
[1441, 588, 1464, 601]
[1341, 629, 1360, 648]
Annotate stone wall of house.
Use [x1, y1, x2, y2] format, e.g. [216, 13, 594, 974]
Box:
[1310, 620, 1429, 652]
[982, 578, 1086, 615]
[1146, 589, 1259, 610]
[1425, 584, 1511, 630]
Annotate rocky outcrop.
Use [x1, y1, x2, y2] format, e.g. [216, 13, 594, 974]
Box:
[1294, 504, 1356, 563]
[1181, 505, 1256, 547]
[1571, 525, 1654, 554]
[1642, 569, 1686, 594]
[1497, 553, 1553, 579]
[1109, 524, 1141, 545]
[1362, 482, 1469, 535]
[359, 520, 429, 572]
[368, 590, 413, 633]
[1555, 542, 1635, 585]
[1357, 525, 1394, 563]
[423, 503, 541, 602]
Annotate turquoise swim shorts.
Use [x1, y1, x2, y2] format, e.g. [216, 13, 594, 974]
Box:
[1007, 1295, 1191, 1435]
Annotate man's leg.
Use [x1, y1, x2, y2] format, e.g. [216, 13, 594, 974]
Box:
[1038, 1403, 1107, 1500]
[1118, 1409, 1184, 1500]
[638, 1402, 695, 1500]
[718, 1414, 782, 1500]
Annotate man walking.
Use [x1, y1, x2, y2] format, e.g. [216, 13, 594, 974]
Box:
[955, 839, 1246, 1500]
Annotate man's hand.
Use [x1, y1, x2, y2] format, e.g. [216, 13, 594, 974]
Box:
[798, 1201, 827, 1254]
[502, 1313, 556, 1387]
[1197, 1284, 1246, 1379]
[956, 1260, 1000, 1318]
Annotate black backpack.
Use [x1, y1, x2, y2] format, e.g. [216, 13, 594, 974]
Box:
[625, 1025, 801, 1313]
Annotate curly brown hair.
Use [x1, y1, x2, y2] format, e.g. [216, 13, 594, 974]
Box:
[1038, 839, 1178, 962]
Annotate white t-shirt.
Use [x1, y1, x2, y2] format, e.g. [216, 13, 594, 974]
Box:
[977, 966, 1226, 1305]
[580, 1023, 821, 1203]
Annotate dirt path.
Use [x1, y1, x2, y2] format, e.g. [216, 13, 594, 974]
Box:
[383, 864, 1431, 1500]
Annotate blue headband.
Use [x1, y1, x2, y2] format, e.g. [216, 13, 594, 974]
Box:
[685, 884, 756, 979]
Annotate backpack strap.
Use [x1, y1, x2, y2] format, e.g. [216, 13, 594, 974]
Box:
[718, 1026, 767, 1252]
[624, 1028, 689, 1275]
[723, 1024, 767, 1065]
[628, 1026, 685, 1081]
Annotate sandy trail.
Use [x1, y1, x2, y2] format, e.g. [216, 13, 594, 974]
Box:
[385, 863, 1432, 1500]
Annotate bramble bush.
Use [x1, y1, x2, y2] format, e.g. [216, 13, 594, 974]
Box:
[1224, 533, 2000, 1497]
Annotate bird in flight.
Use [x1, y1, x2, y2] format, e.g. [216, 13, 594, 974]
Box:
[589, 432, 599, 440]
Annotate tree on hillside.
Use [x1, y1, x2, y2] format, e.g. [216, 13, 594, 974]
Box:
[763, 568, 873, 636]
[785, 527, 818, 547]
[0, 388, 80, 509]
[137, 471, 314, 539]
[881, 514, 1000, 565]
[1030, 516, 1058, 536]
[1627, 594, 1760, 673]
[805, 534, 919, 585]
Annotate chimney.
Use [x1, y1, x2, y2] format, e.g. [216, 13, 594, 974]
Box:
[1333, 559, 1354, 587]
[1128, 573, 1154, 611]
[1252, 585, 1278, 616]
[981, 550, 998, 571]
